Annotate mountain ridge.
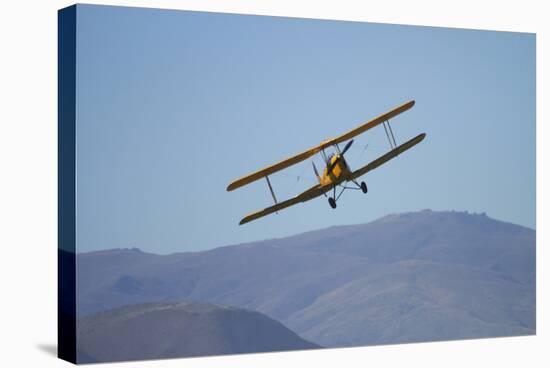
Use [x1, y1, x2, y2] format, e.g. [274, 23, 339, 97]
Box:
[77, 209, 533, 257]
[75, 209, 535, 348]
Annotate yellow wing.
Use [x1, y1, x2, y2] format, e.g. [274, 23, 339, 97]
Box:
[240, 133, 426, 225]
[227, 146, 321, 191]
[321, 100, 415, 148]
[227, 100, 416, 191]
[239, 184, 331, 225]
[348, 133, 426, 181]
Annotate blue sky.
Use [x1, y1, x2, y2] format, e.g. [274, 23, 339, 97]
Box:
[75, 5, 535, 254]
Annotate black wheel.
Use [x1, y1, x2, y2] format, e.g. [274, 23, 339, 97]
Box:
[360, 181, 368, 194]
[328, 197, 337, 209]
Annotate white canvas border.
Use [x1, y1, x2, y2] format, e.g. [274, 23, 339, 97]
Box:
[0, 1, 545, 367]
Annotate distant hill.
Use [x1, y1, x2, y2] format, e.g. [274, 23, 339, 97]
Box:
[77, 302, 319, 363]
[76, 210, 535, 348]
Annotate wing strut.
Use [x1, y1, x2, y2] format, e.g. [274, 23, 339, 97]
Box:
[265, 176, 278, 205]
[383, 120, 398, 149]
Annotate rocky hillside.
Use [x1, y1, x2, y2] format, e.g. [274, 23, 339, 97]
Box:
[76, 210, 535, 348]
[77, 302, 318, 363]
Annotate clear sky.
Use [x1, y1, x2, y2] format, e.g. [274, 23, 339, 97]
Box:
[75, 4, 535, 254]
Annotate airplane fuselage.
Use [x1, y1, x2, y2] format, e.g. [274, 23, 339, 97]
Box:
[319, 154, 351, 186]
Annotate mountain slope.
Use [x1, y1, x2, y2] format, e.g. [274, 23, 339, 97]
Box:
[77, 302, 318, 363]
[76, 210, 535, 347]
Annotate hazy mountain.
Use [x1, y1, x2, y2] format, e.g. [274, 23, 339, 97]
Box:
[76, 210, 535, 347]
[77, 302, 318, 363]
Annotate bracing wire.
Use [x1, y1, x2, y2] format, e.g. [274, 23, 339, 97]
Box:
[279, 162, 315, 197]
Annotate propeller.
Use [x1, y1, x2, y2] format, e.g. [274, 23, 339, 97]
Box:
[327, 139, 354, 175]
[312, 161, 320, 180]
[341, 139, 354, 155]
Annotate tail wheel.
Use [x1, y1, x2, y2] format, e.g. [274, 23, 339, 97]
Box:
[361, 181, 368, 194]
[328, 197, 337, 209]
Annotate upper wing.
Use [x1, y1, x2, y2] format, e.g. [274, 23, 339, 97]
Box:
[348, 133, 426, 181]
[227, 146, 321, 191]
[321, 100, 415, 148]
[227, 100, 416, 191]
[239, 184, 330, 225]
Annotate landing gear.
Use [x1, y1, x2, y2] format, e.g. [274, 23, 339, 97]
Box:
[328, 181, 365, 209]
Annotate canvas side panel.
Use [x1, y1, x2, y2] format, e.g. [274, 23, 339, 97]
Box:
[58, 5, 77, 364]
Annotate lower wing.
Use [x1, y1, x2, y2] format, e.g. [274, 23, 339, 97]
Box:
[348, 133, 426, 181]
[240, 184, 331, 225]
[240, 133, 425, 225]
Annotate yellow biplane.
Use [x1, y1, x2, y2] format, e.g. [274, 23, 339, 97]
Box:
[227, 100, 425, 225]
